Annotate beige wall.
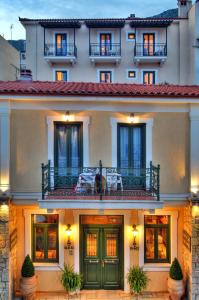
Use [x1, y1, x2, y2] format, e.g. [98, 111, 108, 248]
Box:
[14, 206, 185, 293]
[0, 35, 20, 80]
[24, 20, 188, 85]
[10, 110, 189, 194]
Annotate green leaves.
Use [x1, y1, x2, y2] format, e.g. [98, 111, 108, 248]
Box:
[169, 258, 183, 280]
[21, 254, 35, 278]
[127, 266, 149, 295]
[60, 264, 82, 292]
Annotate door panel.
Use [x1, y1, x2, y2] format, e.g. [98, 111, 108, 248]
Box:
[55, 33, 67, 56]
[143, 33, 155, 56]
[100, 33, 112, 55]
[81, 224, 123, 290]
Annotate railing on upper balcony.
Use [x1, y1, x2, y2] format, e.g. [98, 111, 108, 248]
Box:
[89, 43, 121, 57]
[44, 43, 77, 57]
[134, 43, 167, 57]
[41, 160, 160, 201]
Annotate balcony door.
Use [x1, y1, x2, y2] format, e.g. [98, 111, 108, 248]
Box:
[54, 122, 83, 188]
[100, 33, 112, 56]
[143, 33, 155, 56]
[117, 123, 146, 189]
[55, 33, 67, 56]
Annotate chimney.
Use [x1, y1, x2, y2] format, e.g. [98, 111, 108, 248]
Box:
[20, 69, 32, 81]
[129, 14, 135, 18]
[178, 0, 192, 17]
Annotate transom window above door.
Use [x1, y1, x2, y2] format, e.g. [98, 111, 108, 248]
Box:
[99, 71, 112, 83]
[143, 71, 156, 85]
[55, 33, 67, 56]
[55, 70, 68, 81]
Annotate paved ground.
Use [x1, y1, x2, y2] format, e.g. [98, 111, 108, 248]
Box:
[36, 290, 170, 300]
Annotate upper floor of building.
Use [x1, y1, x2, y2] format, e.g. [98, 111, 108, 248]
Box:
[19, 0, 199, 85]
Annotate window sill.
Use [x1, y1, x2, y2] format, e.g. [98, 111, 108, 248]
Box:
[143, 263, 171, 272]
[33, 262, 62, 271]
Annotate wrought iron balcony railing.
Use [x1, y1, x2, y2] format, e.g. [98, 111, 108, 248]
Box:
[134, 43, 167, 57]
[44, 43, 77, 57]
[89, 43, 121, 57]
[41, 160, 160, 201]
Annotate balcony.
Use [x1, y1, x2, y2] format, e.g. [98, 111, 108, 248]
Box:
[134, 43, 167, 66]
[44, 43, 77, 64]
[89, 43, 121, 64]
[40, 161, 162, 209]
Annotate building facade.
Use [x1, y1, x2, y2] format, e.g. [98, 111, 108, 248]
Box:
[0, 35, 20, 81]
[20, 0, 199, 85]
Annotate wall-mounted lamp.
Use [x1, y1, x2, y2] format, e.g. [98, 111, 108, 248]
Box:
[65, 224, 73, 251]
[130, 224, 139, 250]
[191, 187, 198, 199]
[129, 113, 135, 123]
[63, 111, 70, 122]
[0, 201, 9, 224]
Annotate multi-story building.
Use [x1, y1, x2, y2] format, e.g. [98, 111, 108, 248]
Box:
[0, 35, 20, 80]
[0, 1, 199, 300]
[8, 39, 26, 71]
[20, 0, 199, 85]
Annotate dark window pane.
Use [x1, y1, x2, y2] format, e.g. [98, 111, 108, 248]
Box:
[34, 214, 58, 224]
[145, 228, 155, 260]
[158, 228, 168, 259]
[47, 227, 58, 260]
[35, 227, 45, 260]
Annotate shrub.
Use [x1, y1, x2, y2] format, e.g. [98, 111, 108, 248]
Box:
[169, 258, 183, 280]
[60, 264, 82, 292]
[21, 255, 35, 278]
[127, 266, 149, 295]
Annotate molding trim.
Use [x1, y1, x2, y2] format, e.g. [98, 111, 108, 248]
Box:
[47, 115, 90, 167]
[138, 209, 178, 272]
[110, 117, 153, 167]
[24, 208, 65, 271]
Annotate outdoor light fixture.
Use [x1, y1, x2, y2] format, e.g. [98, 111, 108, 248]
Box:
[131, 224, 139, 250]
[129, 113, 135, 123]
[63, 111, 70, 122]
[0, 201, 9, 223]
[191, 187, 198, 198]
[65, 224, 73, 250]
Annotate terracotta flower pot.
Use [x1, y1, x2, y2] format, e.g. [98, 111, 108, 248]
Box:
[168, 277, 184, 300]
[20, 275, 37, 299]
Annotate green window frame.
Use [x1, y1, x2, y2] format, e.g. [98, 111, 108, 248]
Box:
[31, 214, 59, 263]
[144, 215, 170, 263]
[117, 123, 146, 169]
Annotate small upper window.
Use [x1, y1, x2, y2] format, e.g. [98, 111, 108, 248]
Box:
[127, 70, 136, 79]
[127, 32, 135, 41]
[55, 71, 67, 82]
[99, 71, 112, 83]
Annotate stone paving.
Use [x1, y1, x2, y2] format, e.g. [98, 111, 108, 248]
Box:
[35, 290, 170, 300]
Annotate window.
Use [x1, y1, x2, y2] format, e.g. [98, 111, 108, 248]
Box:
[127, 32, 135, 41]
[55, 33, 67, 56]
[99, 71, 112, 83]
[143, 33, 155, 56]
[32, 214, 59, 263]
[143, 71, 156, 84]
[127, 70, 136, 79]
[55, 70, 68, 82]
[117, 124, 146, 169]
[144, 215, 170, 263]
[100, 33, 112, 55]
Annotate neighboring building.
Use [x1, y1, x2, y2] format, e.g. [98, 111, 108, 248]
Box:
[19, 0, 199, 85]
[0, 81, 199, 299]
[0, 35, 20, 80]
[8, 39, 26, 70]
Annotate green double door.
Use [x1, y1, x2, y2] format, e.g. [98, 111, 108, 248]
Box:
[81, 225, 123, 290]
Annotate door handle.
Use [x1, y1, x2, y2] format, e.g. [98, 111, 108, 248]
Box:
[101, 259, 105, 268]
[104, 259, 117, 264]
[89, 259, 99, 263]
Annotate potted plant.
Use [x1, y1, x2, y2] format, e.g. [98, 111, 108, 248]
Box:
[127, 266, 149, 300]
[168, 258, 185, 300]
[60, 264, 82, 296]
[20, 254, 37, 300]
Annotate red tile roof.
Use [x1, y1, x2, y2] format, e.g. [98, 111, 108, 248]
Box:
[0, 81, 199, 98]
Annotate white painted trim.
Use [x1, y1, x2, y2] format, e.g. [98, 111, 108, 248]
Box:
[126, 69, 137, 80]
[46, 115, 90, 167]
[141, 69, 158, 84]
[126, 31, 136, 42]
[53, 68, 69, 81]
[73, 210, 131, 292]
[138, 209, 178, 272]
[97, 68, 114, 83]
[24, 208, 65, 271]
[110, 116, 153, 168]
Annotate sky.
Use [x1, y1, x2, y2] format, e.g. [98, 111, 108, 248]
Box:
[0, 0, 177, 40]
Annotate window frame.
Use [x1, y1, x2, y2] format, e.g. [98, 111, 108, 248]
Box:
[143, 70, 156, 84]
[55, 70, 68, 82]
[143, 33, 155, 56]
[99, 70, 112, 83]
[117, 123, 146, 169]
[144, 215, 170, 264]
[126, 32, 136, 42]
[31, 214, 59, 263]
[127, 70, 137, 80]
